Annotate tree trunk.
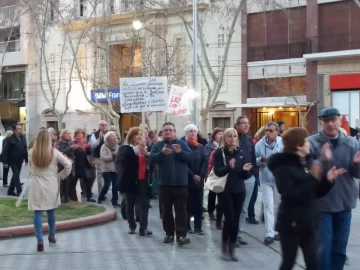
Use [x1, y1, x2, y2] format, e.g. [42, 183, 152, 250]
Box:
[0, 115, 6, 135]
[200, 109, 209, 135]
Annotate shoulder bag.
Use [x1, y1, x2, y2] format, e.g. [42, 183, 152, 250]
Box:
[204, 148, 228, 193]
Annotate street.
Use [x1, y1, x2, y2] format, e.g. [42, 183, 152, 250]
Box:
[0, 165, 359, 270]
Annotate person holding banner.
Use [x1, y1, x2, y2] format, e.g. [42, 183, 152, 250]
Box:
[150, 122, 194, 246]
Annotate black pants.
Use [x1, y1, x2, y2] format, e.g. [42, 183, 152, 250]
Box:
[208, 191, 217, 213]
[60, 176, 71, 201]
[160, 186, 188, 238]
[278, 229, 317, 270]
[2, 166, 9, 186]
[120, 196, 140, 219]
[99, 172, 118, 205]
[216, 192, 224, 222]
[126, 180, 149, 230]
[222, 191, 245, 243]
[70, 176, 93, 201]
[8, 162, 22, 194]
[187, 188, 203, 230]
[248, 180, 259, 219]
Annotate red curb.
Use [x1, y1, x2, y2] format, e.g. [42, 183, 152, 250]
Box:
[0, 205, 116, 239]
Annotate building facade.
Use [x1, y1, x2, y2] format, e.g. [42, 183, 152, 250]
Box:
[19, 0, 244, 140]
[0, 3, 29, 134]
[233, 0, 360, 135]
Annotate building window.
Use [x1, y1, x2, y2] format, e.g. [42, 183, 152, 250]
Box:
[110, 0, 115, 13]
[332, 91, 360, 128]
[218, 34, 224, 48]
[0, 71, 26, 100]
[80, 0, 87, 17]
[212, 117, 230, 129]
[217, 55, 224, 75]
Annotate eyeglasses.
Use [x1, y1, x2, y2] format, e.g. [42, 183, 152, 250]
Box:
[266, 129, 275, 133]
[239, 122, 250, 126]
[164, 129, 174, 132]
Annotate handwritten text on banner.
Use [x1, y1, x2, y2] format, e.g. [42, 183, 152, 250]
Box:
[165, 85, 191, 116]
[119, 77, 167, 113]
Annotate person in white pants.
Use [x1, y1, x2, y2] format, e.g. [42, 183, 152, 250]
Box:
[255, 122, 283, 245]
[238, 175, 256, 244]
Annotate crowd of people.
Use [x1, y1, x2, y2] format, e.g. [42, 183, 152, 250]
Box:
[0, 107, 359, 270]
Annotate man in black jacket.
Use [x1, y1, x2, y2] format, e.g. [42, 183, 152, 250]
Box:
[3, 124, 28, 196]
[234, 116, 259, 245]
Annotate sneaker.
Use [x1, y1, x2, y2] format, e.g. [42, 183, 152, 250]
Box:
[264, 237, 275, 245]
[237, 237, 248, 245]
[176, 236, 190, 246]
[194, 229, 204, 235]
[112, 203, 121, 208]
[163, 235, 174, 244]
[187, 228, 194, 234]
[246, 217, 260, 225]
[139, 229, 153, 236]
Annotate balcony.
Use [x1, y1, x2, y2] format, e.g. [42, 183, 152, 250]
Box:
[0, 40, 26, 67]
[248, 42, 309, 62]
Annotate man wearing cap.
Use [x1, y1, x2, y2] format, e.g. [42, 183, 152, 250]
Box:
[308, 107, 360, 270]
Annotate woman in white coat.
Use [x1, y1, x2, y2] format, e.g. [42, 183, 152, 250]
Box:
[28, 129, 72, 252]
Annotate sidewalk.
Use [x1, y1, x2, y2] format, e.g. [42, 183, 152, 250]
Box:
[0, 165, 358, 269]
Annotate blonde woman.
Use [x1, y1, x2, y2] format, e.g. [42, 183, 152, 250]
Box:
[213, 128, 252, 261]
[28, 130, 72, 252]
[1, 130, 13, 187]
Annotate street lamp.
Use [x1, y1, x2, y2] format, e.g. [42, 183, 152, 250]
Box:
[133, 20, 143, 30]
[192, 0, 199, 126]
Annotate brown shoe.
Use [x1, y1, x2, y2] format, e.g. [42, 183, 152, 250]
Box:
[37, 241, 44, 252]
[48, 235, 56, 244]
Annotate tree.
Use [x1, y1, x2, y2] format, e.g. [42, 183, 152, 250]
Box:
[78, 3, 189, 130]
[0, 1, 25, 135]
[263, 76, 316, 128]
[145, 0, 244, 133]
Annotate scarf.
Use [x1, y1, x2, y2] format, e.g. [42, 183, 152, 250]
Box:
[213, 141, 219, 149]
[186, 138, 198, 147]
[105, 141, 117, 152]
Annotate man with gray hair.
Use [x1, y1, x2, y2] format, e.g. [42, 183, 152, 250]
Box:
[90, 120, 108, 197]
[308, 107, 360, 270]
[255, 121, 283, 245]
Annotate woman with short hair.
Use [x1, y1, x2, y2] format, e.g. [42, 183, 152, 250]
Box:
[268, 127, 345, 270]
[203, 127, 224, 228]
[98, 131, 120, 207]
[56, 129, 73, 203]
[28, 129, 72, 252]
[213, 128, 253, 261]
[183, 124, 207, 235]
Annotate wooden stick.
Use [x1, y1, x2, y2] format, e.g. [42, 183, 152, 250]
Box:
[141, 112, 146, 141]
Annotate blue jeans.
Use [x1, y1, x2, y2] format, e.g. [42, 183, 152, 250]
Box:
[99, 172, 118, 205]
[34, 209, 56, 242]
[318, 210, 352, 270]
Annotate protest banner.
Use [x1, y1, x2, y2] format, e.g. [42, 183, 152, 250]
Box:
[165, 85, 191, 116]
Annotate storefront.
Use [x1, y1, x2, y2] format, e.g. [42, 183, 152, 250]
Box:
[330, 73, 360, 128]
[227, 96, 311, 135]
[90, 88, 140, 134]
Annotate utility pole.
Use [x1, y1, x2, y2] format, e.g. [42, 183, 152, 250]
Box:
[192, 0, 199, 126]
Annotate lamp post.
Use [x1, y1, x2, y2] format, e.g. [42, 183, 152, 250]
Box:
[192, 0, 199, 126]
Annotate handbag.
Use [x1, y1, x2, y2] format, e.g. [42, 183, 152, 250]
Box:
[204, 148, 228, 193]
